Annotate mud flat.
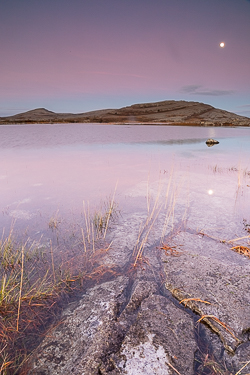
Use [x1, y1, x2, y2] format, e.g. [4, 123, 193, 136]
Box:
[29, 212, 250, 375]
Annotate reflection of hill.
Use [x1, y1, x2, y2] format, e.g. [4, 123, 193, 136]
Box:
[138, 138, 207, 146]
[0, 100, 249, 126]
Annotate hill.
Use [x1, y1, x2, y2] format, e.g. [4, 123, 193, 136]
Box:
[0, 100, 249, 126]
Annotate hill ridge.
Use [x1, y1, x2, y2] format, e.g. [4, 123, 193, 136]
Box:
[0, 100, 249, 126]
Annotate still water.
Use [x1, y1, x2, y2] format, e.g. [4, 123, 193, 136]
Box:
[0, 123, 250, 245]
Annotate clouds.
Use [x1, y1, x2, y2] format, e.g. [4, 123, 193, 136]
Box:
[236, 104, 250, 116]
[237, 104, 250, 108]
[181, 85, 234, 96]
[0, 0, 249, 115]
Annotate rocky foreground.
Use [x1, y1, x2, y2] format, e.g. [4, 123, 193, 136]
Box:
[1, 100, 250, 126]
[28, 210, 250, 375]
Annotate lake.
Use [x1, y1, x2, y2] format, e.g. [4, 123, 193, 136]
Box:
[0, 123, 250, 252]
[1, 123, 250, 373]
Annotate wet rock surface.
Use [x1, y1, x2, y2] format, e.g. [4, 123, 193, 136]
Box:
[163, 231, 250, 372]
[29, 276, 197, 375]
[29, 223, 250, 374]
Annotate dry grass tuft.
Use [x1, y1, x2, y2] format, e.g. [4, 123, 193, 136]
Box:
[196, 352, 232, 375]
[231, 245, 250, 258]
[0, 226, 115, 374]
[160, 243, 182, 257]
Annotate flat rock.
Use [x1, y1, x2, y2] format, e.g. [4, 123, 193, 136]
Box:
[29, 276, 130, 374]
[114, 293, 197, 375]
[29, 277, 197, 374]
[29, 228, 250, 374]
[163, 231, 250, 356]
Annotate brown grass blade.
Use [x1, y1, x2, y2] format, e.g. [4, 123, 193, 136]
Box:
[228, 235, 250, 243]
[16, 246, 24, 332]
[231, 245, 250, 258]
[179, 298, 211, 307]
[167, 362, 182, 375]
[198, 315, 238, 341]
[160, 244, 182, 257]
[235, 359, 250, 374]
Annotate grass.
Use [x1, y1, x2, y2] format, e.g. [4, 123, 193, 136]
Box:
[1, 171, 248, 373]
[243, 219, 250, 233]
[195, 352, 233, 375]
[0, 200, 118, 374]
[197, 315, 239, 342]
[91, 189, 119, 239]
[197, 228, 250, 260]
[196, 353, 250, 375]
[0, 232, 59, 373]
[230, 245, 250, 259]
[160, 243, 183, 257]
[48, 209, 60, 231]
[132, 172, 182, 267]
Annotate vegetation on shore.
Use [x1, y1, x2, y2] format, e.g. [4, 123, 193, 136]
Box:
[0, 199, 118, 374]
[1, 171, 249, 374]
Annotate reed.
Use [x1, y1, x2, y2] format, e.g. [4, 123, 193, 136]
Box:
[195, 352, 232, 375]
[0, 222, 115, 374]
[82, 190, 119, 254]
[48, 210, 60, 231]
[133, 172, 181, 267]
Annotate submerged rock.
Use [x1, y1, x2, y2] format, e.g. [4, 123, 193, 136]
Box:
[29, 276, 130, 374]
[163, 231, 250, 370]
[29, 223, 250, 374]
[29, 277, 197, 374]
[115, 293, 197, 375]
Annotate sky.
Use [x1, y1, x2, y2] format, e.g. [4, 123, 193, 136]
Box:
[0, 0, 250, 117]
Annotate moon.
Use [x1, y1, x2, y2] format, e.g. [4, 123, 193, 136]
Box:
[220, 42, 225, 48]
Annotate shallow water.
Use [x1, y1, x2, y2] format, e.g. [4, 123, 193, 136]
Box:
[0, 123, 250, 249]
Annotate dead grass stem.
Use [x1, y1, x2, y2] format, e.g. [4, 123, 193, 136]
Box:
[167, 362, 182, 375]
[179, 298, 211, 307]
[235, 359, 250, 375]
[197, 315, 238, 341]
[0, 224, 115, 374]
[231, 245, 250, 258]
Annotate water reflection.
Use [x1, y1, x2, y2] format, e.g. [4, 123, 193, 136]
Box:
[137, 138, 207, 146]
[0, 124, 250, 241]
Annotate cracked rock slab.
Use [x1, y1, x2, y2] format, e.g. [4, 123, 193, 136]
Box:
[115, 293, 197, 375]
[29, 276, 130, 375]
[163, 232, 250, 354]
[29, 276, 197, 375]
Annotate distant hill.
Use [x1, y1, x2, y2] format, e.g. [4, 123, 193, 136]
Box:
[0, 100, 249, 126]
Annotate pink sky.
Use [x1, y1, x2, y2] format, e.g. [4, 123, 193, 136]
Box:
[0, 0, 250, 117]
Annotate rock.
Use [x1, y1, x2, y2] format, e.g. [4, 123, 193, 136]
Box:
[29, 276, 130, 375]
[162, 231, 250, 368]
[29, 224, 250, 374]
[115, 293, 197, 375]
[29, 277, 197, 374]
[205, 138, 219, 146]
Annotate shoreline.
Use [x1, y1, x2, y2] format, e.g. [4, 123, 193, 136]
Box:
[0, 121, 249, 127]
[1, 99, 250, 127]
